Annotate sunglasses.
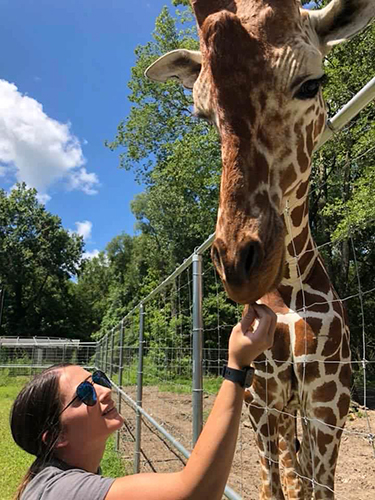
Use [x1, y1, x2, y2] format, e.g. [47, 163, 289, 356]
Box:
[59, 370, 112, 416]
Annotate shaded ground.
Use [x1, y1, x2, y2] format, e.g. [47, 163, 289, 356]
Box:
[117, 386, 375, 499]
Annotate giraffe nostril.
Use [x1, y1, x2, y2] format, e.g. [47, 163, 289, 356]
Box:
[242, 241, 261, 277]
[244, 243, 255, 275]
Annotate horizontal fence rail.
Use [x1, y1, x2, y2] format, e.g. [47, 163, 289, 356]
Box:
[93, 77, 375, 500]
[0, 339, 97, 371]
[2, 77, 375, 499]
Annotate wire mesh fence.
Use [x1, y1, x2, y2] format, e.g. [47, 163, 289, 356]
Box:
[93, 77, 375, 499]
[0, 337, 96, 376]
[1, 78, 374, 499]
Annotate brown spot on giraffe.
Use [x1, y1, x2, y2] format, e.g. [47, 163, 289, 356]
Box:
[283, 262, 291, 280]
[291, 202, 306, 228]
[325, 354, 340, 375]
[271, 322, 292, 362]
[296, 179, 309, 199]
[321, 316, 343, 356]
[280, 163, 298, 194]
[278, 367, 291, 383]
[305, 120, 315, 156]
[338, 392, 351, 420]
[296, 289, 330, 313]
[253, 371, 280, 398]
[341, 336, 350, 358]
[317, 430, 334, 456]
[314, 112, 326, 140]
[314, 406, 337, 428]
[312, 381, 338, 403]
[296, 360, 320, 384]
[294, 317, 320, 356]
[329, 444, 339, 468]
[307, 259, 331, 294]
[339, 363, 351, 388]
[297, 238, 314, 275]
[279, 284, 293, 305]
[247, 402, 264, 424]
[297, 143, 310, 173]
[287, 224, 309, 256]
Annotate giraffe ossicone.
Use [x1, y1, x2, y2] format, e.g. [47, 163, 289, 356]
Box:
[146, 1, 375, 498]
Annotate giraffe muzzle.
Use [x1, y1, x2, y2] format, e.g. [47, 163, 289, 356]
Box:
[211, 215, 285, 304]
[212, 238, 262, 290]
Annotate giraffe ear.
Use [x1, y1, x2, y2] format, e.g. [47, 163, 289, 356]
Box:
[144, 49, 202, 90]
[309, 0, 375, 54]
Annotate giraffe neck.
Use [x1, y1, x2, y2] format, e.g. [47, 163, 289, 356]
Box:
[281, 192, 320, 289]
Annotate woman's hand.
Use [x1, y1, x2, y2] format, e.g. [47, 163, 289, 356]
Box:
[228, 304, 277, 370]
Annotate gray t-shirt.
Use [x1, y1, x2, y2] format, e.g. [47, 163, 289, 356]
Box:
[21, 460, 115, 500]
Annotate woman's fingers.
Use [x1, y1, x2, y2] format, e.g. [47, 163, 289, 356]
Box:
[240, 306, 256, 333]
[251, 304, 277, 348]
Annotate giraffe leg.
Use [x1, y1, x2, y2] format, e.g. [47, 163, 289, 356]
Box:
[278, 411, 304, 500]
[249, 404, 285, 500]
[296, 416, 314, 499]
[299, 397, 350, 500]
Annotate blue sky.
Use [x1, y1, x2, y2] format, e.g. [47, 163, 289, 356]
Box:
[0, 0, 176, 258]
[0, 1, 316, 259]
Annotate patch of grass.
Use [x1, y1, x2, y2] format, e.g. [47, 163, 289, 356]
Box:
[101, 435, 131, 478]
[157, 375, 222, 395]
[203, 376, 222, 395]
[0, 379, 34, 500]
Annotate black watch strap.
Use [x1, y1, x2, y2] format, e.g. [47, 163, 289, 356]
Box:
[222, 365, 255, 388]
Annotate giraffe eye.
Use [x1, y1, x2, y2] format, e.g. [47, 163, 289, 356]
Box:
[295, 75, 326, 100]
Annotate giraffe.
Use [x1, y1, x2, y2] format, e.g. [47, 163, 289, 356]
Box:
[145, 1, 375, 498]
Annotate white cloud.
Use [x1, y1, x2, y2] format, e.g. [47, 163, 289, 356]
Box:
[83, 249, 100, 260]
[69, 168, 99, 195]
[0, 79, 100, 199]
[75, 220, 93, 241]
[36, 192, 51, 204]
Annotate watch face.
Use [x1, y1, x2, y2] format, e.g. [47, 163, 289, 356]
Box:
[245, 368, 255, 388]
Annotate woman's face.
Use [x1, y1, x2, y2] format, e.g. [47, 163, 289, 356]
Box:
[57, 366, 124, 450]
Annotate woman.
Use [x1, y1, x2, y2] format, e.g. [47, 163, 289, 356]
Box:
[11, 304, 276, 500]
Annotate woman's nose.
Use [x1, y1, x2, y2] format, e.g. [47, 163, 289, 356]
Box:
[96, 383, 112, 401]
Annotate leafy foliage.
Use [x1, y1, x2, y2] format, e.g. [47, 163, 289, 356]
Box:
[2, 3, 373, 385]
[104, 3, 375, 380]
[0, 184, 87, 338]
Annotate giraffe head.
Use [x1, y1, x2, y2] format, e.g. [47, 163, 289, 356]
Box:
[146, 0, 374, 304]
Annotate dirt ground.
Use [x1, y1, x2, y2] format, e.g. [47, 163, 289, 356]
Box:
[116, 386, 375, 499]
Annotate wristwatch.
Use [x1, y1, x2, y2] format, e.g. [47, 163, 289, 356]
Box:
[222, 365, 255, 388]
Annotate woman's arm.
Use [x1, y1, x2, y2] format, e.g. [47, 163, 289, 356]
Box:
[105, 304, 276, 500]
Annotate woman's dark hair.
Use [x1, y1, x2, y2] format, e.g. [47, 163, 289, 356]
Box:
[10, 363, 73, 500]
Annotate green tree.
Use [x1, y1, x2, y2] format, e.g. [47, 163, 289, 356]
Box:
[0, 184, 85, 338]
[107, 6, 220, 276]
[105, 2, 374, 379]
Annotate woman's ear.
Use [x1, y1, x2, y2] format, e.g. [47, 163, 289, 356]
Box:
[42, 430, 68, 450]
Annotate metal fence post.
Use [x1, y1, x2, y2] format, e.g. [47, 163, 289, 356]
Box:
[101, 339, 104, 370]
[192, 253, 203, 445]
[104, 334, 109, 373]
[95, 340, 99, 369]
[99, 339, 103, 370]
[110, 329, 115, 379]
[116, 320, 125, 452]
[134, 304, 145, 473]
